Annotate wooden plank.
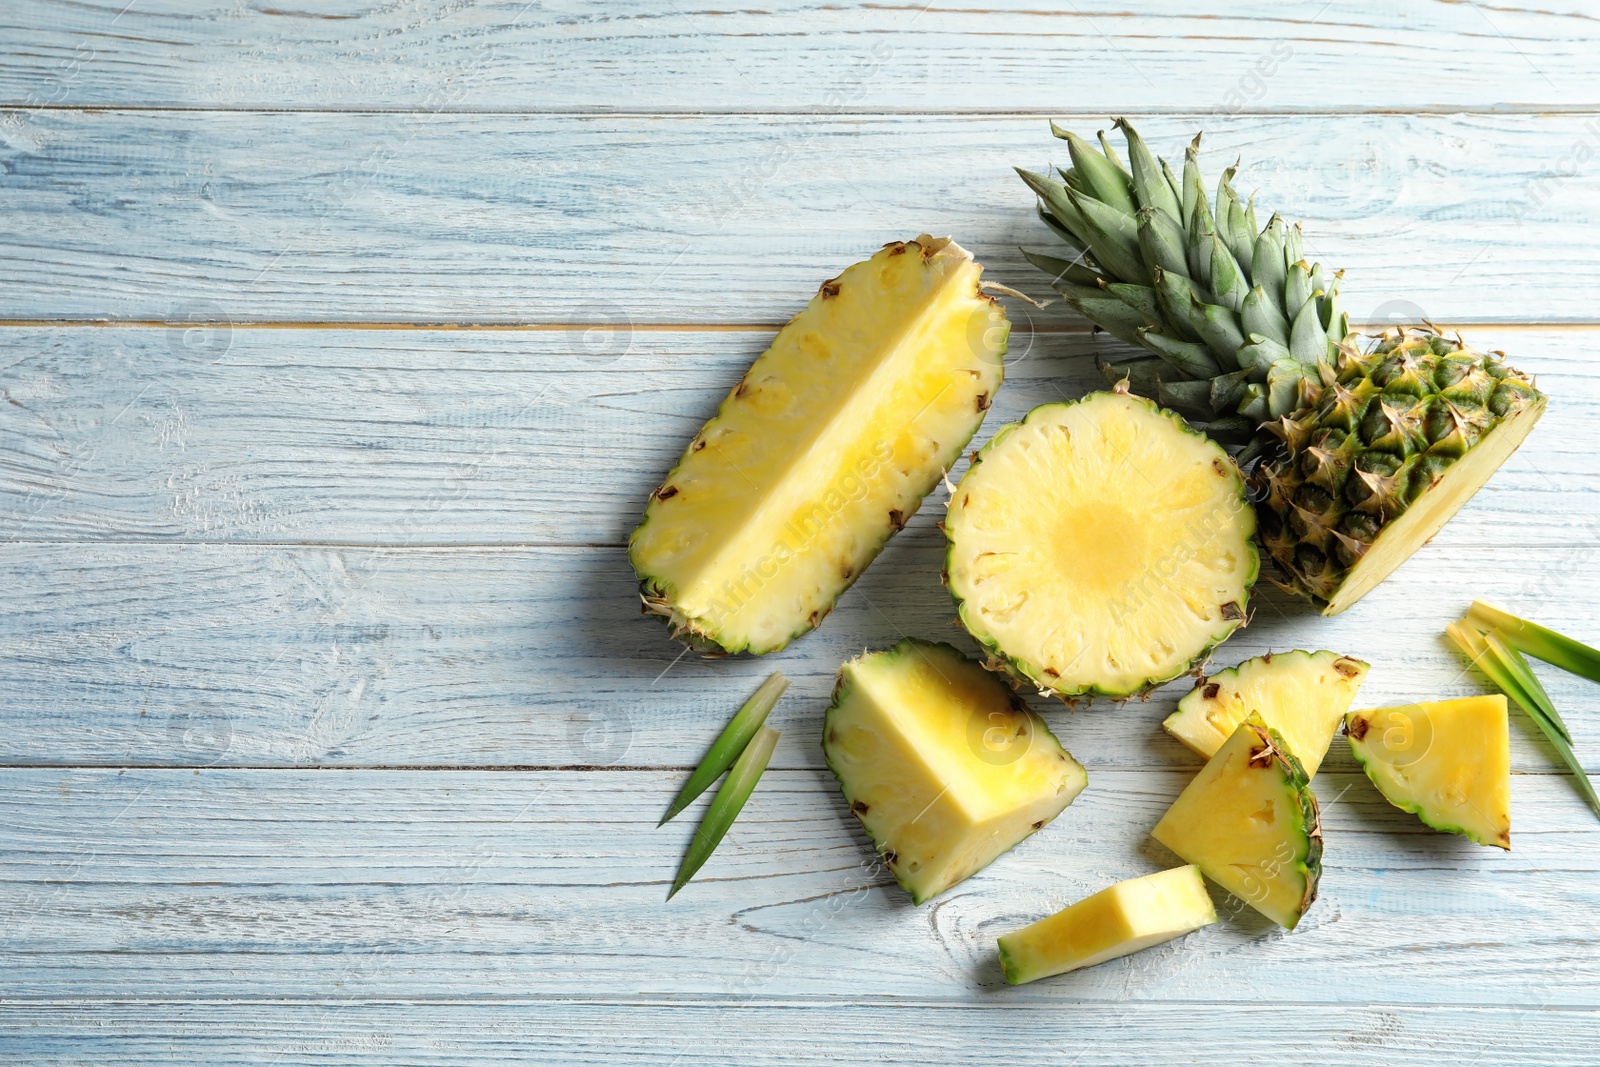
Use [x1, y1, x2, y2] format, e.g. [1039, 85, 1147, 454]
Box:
[2, 326, 1589, 545]
[1, 1001, 1595, 1067]
[2, 111, 1599, 323]
[3, 536, 1599, 773]
[3, 2, 1600, 112]
[2, 767, 1597, 1005]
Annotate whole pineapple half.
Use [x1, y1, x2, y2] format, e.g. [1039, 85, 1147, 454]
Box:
[630, 236, 1006, 655]
[1018, 120, 1545, 614]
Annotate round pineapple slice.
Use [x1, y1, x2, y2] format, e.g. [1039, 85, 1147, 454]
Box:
[945, 390, 1258, 699]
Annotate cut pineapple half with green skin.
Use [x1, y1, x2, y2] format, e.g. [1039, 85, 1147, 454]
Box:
[1346, 696, 1510, 849]
[997, 866, 1217, 985]
[823, 638, 1087, 904]
[1164, 650, 1369, 777]
[945, 389, 1258, 699]
[1152, 716, 1321, 929]
[630, 235, 1006, 655]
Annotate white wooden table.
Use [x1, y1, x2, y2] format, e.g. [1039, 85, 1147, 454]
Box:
[3, 4, 1599, 1062]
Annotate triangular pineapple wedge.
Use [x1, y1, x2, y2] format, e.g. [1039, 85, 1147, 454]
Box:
[1346, 696, 1511, 849]
[1164, 650, 1368, 777]
[631, 237, 1006, 654]
[1152, 716, 1321, 929]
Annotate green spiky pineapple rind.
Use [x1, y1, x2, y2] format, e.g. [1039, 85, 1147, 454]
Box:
[943, 391, 1260, 702]
[822, 637, 1075, 904]
[1244, 715, 1323, 929]
[1257, 330, 1547, 608]
[1343, 710, 1503, 848]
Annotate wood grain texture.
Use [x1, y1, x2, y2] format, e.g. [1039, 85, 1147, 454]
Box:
[4, 1002, 1596, 1067]
[3, 1, 1599, 112]
[3, 111, 1600, 323]
[2, 767, 1598, 1007]
[4, 538, 1600, 773]
[2, 326, 1590, 544]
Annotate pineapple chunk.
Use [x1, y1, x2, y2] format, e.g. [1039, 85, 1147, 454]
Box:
[630, 236, 1006, 654]
[1164, 650, 1369, 777]
[823, 639, 1087, 904]
[997, 866, 1217, 984]
[1346, 696, 1510, 849]
[1152, 717, 1321, 929]
[944, 390, 1258, 699]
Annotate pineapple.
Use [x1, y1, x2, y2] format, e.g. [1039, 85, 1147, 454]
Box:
[1018, 121, 1546, 615]
[997, 866, 1217, 984]
[1346, 696, 1511, 849]
[1152, 716, 1321, 929]
[631, 236, 1006, 655]
[823, 638, 1087, 904]
[1164, 650, 1369, 777]
[943, 389, 1258, 700]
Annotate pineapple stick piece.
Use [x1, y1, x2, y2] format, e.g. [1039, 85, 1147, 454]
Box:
[660, 672, 788, 826]
[1466, 600, 1600, 685]
[669, 726, 780, 899]
[1447, 623, 1600, 819]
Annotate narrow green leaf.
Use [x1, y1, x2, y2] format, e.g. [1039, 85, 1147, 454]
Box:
[1053, 124, 1138, 216]
[1067, 185, 1152, 285]
[1181, 132, 1203, 227]
[669, 726, 780, 899]
[1236, 332, 1291, 377]
[1290, 293, 1332, 367]
[1467, 600, 1600, 684]
[1188, 297, 1247, 364]
[1149, 268, 1206, 345]
[1483, 629, 1571, 742]
[1105, 282, 1163, 328]
[1285, 261, 1314, 314]
[1266, 359, 1305, 419]
[1251, 215, 1288, 305]
[1241, 285, 1292, 348]
[1020, 246, 1100, 288]
[1208, 232, 1250, 314]
[1016, 168, 1095, 249]
[1156, 379, 1215, 421]
[1136, 206, 1191, 280]
[1116, 118, 1183, 220]
[1448, 624, 1600, 820]
[659, 672, 787, 826]
[1138, 328, 1223, 378]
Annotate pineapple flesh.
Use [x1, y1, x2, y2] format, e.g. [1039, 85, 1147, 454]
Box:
[1164, 650, 1369, 777]
[997, 866, 1217, 985]
[944, 389, 1258, 699]
[1152, 717, 1321, 929]
[1018, 121, 1546, 616]
[1346, 696, 1511, 849]
[631, 236, 1006, 654]
[823, 638, 1087, 904]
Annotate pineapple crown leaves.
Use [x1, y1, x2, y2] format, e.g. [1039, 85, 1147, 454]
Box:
[1018, 119, 1354, 442]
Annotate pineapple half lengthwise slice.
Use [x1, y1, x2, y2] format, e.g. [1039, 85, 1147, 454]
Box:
[823, 638, 1087, 904]
[1346, 696, 1511, 849]
[629, 236, 1007, 656]
[1163, 650, 1369, 777]
[997, 865, 1218, 985]
[944, 388, 1258, 699]
[1017, 120, 1548, 617]
[1152, 716, 1321, 929]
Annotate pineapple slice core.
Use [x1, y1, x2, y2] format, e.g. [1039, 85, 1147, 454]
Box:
[1152, 718, 1321, 929]
[1324, 400, 1545, 615]
[824, 639, 1087, 904]
[1346, 696, 1510, 849]
[997, 866, 1217, 984]
[1164, 650, 1369, 777]
[630, 237, 1005, 654]
[946, 391, 1258, 697]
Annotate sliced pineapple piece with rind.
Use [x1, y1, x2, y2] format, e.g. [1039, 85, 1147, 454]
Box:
[1164, 650, 1369, 777]
[1152, 716, 1321, 929]
[1346, 695, 1511, 849]
[823, 638, 1087, 905]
